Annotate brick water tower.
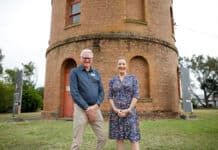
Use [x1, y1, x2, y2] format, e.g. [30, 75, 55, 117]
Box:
[42, 0, 181, 119]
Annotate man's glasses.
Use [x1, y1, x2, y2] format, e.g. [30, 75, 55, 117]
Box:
[82, 57, 92, 60]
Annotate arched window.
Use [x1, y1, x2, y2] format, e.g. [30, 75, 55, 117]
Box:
[129, 56, 150, 99]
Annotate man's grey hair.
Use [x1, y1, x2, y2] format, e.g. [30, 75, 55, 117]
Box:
[80, 49, 94, 58]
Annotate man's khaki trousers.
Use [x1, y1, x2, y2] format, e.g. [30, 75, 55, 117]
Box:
[71, 104, 106, 150]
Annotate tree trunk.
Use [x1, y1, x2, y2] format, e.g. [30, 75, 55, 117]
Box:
[204, 90, 209, 108]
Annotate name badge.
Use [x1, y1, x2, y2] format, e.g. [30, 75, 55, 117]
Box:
[90, 73, 96, 77]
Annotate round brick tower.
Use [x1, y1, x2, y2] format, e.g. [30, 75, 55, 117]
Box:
[42, 0, 181, 119]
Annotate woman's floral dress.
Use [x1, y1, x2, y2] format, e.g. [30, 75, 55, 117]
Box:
[108, 74, 140, 142]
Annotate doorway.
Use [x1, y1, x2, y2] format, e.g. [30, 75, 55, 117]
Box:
[62, 59, 76, 117]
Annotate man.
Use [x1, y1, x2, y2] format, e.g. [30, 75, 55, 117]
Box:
[70, 48, 106, 150]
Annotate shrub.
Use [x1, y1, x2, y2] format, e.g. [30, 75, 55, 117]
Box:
[21, 89, 42, 112]
[0, 81, 14, 112]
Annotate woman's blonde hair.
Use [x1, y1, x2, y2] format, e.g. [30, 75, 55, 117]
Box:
[116, 56, 127, 63]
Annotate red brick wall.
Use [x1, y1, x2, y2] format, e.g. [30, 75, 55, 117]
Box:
[49, 0, 174, 45]
[42, 0, 181, 119]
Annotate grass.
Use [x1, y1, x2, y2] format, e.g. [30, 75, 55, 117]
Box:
[0, 109, 218, 150]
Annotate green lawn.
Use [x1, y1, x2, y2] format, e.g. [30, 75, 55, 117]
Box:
[0, 109, 218, 150]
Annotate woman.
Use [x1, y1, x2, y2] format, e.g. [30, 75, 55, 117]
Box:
[108, 57, 140, 150]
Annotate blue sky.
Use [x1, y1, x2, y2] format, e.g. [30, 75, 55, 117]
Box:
[0, 0, 218, 87]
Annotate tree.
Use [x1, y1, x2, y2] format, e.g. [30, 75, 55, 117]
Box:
[22, 61, 37, 89]
[36, 86, 44, 99]
[21, 89, 42, 112]
[4, 62, 36, 87]
[36, 86, 44, 109]
[4, 68, 20, 84]
[21, 61, 42, 111]
[0, 81, 14, 112]
[180, 55, 218, 107]
[3, 61, 42, 112]
[0, 49, 4, 74]
[0, 50, 15, 112]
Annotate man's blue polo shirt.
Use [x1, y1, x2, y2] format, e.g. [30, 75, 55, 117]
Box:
[69, 65, 104, 110]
